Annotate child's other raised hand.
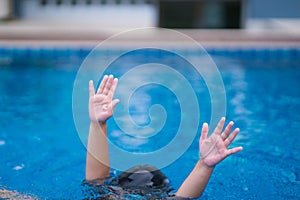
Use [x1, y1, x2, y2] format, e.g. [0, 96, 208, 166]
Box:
[89, 75, 119, 123]
[200, 117, 243, 167]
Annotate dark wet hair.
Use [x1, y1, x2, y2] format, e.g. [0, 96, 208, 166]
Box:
[82, 165, 188, 199]
[117, 165, 170, 190]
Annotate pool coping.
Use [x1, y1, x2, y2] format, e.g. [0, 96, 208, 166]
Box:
[1, 40, 300, 50]
[1, 20, 300, 48]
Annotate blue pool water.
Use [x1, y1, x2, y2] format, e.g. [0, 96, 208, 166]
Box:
[0, 47, 300, 199]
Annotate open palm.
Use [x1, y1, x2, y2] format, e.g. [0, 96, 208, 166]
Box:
[200, 118, 243, 167]
[89, 75, 119, 123]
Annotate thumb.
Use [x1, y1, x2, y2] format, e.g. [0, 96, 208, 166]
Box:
[112, 99, 120, 109]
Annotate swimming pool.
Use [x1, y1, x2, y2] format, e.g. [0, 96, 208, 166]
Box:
[0, 47, 299, 199]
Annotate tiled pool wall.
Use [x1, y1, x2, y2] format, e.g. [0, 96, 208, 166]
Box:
[0, 46, 300, 64]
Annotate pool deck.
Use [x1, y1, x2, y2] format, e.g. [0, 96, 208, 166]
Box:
[1, 20, 300, 48]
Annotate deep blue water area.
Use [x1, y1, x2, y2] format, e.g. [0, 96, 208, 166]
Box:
[0, 47, 299, 199]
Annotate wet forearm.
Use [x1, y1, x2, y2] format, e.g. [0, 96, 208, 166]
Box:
[85, 121, 110, 181]
[176, 159, 214, 198]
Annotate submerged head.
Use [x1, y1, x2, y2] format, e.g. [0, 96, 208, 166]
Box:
[117, 165, 170, 189]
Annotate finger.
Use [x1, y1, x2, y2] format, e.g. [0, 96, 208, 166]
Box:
[200, 122, 209, 144]
[111, 99, 120, 109]
[221, 121, 234, 140]
[226, 146, 243, 156]
[224, 128, 240, 147]
[108, 78, 118, 99]
[97, 75, 109, 94]
[102, 75, 114, 95]
[213, 117, 225, 136]
[89, 80, 95, 97]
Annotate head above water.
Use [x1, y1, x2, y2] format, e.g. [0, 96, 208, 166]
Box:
[117, 165, 170, 189]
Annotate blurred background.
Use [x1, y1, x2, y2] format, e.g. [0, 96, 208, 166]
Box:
[0, 0, 300, 44]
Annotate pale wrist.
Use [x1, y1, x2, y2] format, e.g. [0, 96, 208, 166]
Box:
[90, 121, 107, 130]
[90, 120, 107, 125]
[198, 159, 215, 171]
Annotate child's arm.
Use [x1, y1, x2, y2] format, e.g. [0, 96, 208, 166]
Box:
[176, 118, 243, 198]
[85, 75, 119, 181]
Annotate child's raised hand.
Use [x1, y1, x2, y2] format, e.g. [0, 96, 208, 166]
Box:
[89, 75, 119, 123]
[199, 117, 243, 167]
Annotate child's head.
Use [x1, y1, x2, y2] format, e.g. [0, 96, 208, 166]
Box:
[117, 165, 169, 189]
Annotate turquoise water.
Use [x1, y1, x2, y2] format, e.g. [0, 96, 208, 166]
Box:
[0, 47, 299, 199]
